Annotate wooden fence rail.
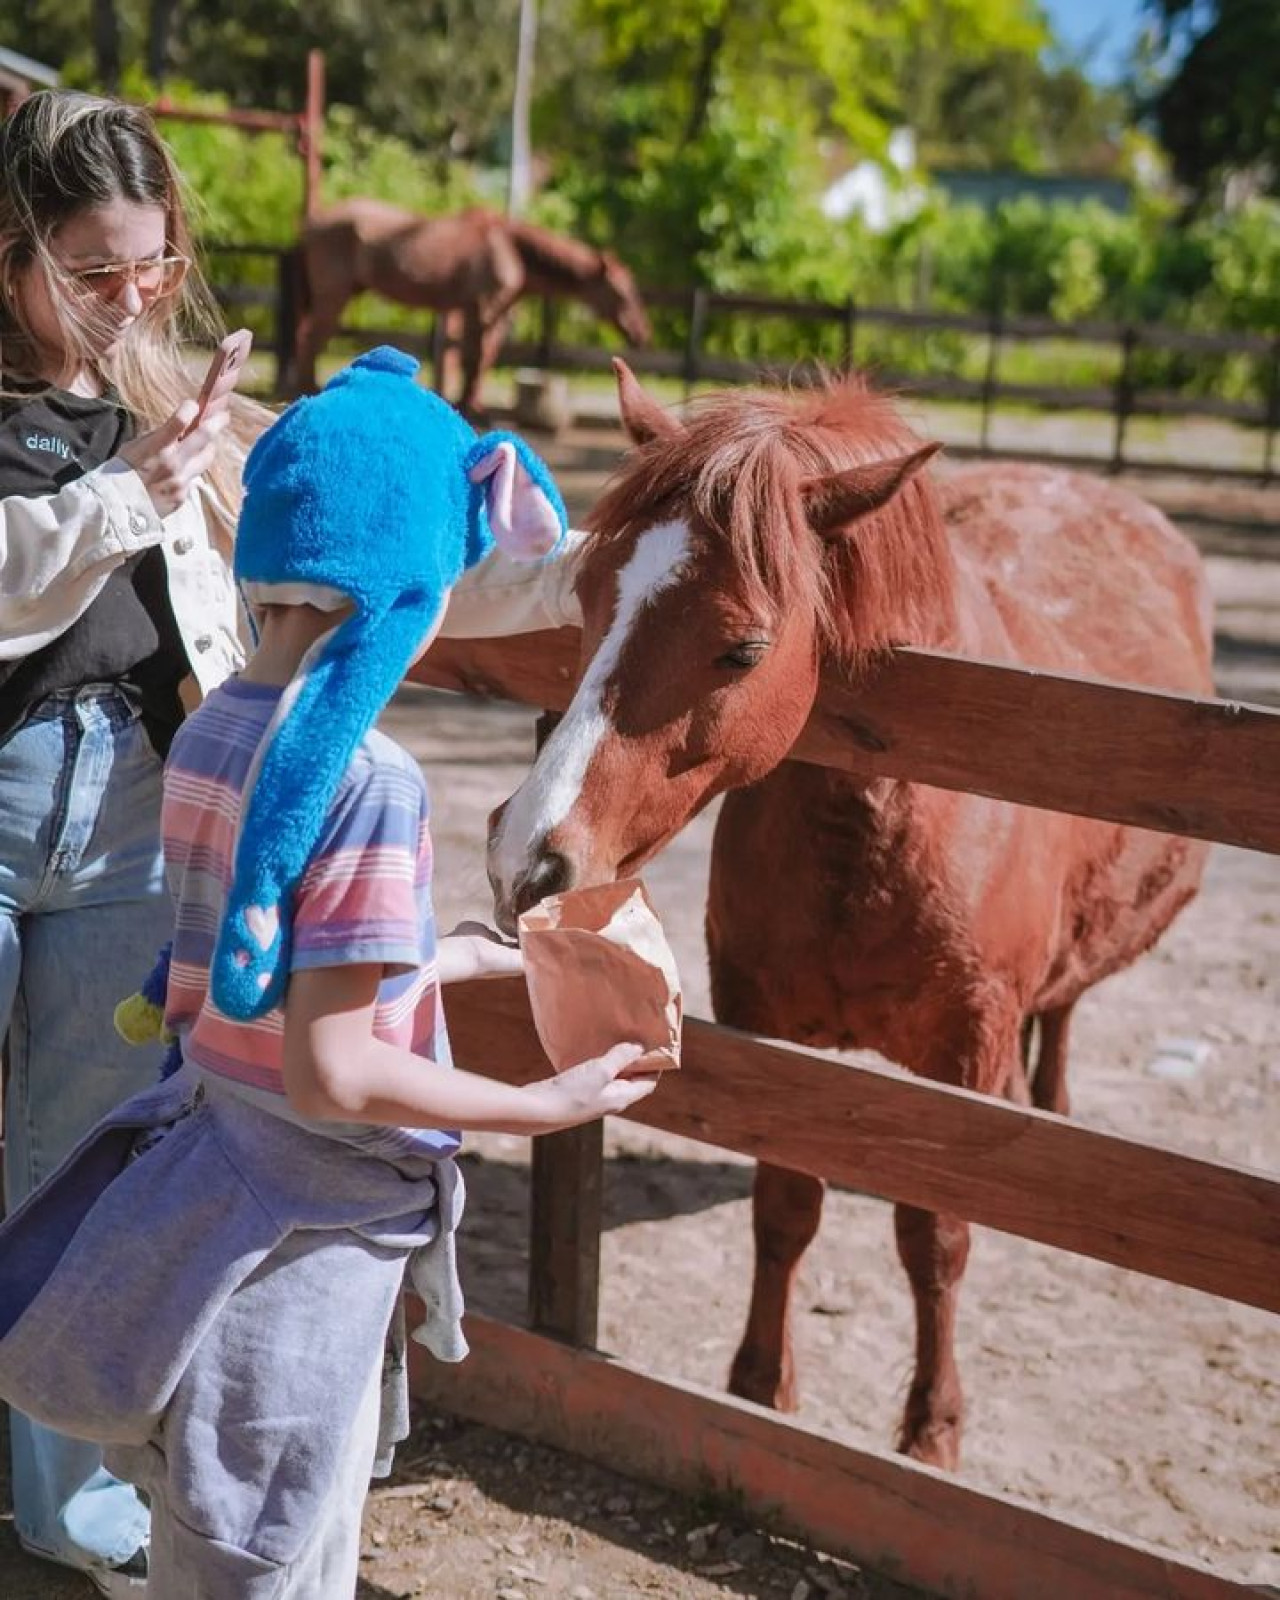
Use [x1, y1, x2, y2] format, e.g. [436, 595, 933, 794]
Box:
[412, 632, 1280, 854]
[445, 980, 1280, 1315]
[410, 1319, 1261, 1600]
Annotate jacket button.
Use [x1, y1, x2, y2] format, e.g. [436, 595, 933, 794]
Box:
[129, 509, 150, 533]
[172, 535, 194, 554]
[193, 634, 213, 653]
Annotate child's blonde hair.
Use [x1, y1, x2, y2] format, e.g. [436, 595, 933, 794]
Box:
[0, 88, 272, 516]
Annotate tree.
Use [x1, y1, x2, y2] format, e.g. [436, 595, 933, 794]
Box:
[91, 0, 122, 90]
[1146, 0, 1280, 200]
[917, 49, 1129, 174]
[569, 0, 1047, 158]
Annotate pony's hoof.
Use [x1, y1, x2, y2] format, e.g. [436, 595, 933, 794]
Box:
[898, 1417, 962, 1471]
[728, 1355, 799, 1413]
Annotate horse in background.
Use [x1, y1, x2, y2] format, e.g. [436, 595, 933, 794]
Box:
[291, 199, 651, 413]
[487, 360, 1212, 1469]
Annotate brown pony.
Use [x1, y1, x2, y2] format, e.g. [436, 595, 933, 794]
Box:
[292, 199, 651, 411]
[487, 361, 1212, 1469]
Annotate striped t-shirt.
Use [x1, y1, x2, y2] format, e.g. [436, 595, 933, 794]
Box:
[161, 677, 459, 1162]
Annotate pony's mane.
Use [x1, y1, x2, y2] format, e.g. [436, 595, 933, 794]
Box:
[588, 376, 956, 663]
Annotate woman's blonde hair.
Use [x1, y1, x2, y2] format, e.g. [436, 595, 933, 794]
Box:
[0, 88, 272, 516]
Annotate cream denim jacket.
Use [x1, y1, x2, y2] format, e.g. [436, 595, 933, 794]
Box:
[0, 457, 585, 695]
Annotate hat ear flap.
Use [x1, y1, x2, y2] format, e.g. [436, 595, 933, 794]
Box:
[210, 596, 437, 1020]
[466, 432, 567, 561]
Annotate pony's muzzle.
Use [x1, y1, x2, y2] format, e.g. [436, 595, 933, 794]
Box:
[487, 824, 574, 933]
[512, 851, 572, 917]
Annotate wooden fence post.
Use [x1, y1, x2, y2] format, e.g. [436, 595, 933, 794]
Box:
[537, 296, 559, 367]
[841, 296, 858, 373]
[526, 710, 605, 1347]
[684, 286, 709, 403]
[273, 247, 298, 399]
[1111, 326, 1138, 473]
[1263, 334, 1280, 486]
[300, 48, 325, 223]
[979, 303, 1003, 454]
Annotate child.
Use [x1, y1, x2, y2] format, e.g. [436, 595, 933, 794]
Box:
[0, 346, 657, 1598]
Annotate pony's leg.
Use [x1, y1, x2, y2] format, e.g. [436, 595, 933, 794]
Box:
[1002, 1015, 1034, 1105]
[1030, 1001, 1074, 1116]
[728, 1163, 825, 1411]
[893, 1203, 970, 1468]
[895, 1013, 1017, 1468]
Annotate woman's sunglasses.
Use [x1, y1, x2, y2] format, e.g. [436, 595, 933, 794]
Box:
[60, 254, 190, 301]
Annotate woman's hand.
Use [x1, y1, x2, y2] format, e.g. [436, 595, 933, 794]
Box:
[518, 1042, 662, 1133]
[119, 399, 229, 517]
[438, 920, 523, 984]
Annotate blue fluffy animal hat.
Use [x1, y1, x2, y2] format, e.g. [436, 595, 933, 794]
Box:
[210, 345, 567, 1020]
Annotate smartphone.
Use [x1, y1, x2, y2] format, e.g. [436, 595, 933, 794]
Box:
[182, 328, 253, 438]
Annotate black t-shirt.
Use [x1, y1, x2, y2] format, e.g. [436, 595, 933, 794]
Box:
[0, 384, 188, 753]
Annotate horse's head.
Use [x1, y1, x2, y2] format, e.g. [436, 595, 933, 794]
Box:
[591, 251, 651, 346]
[488, 362, 945, 930]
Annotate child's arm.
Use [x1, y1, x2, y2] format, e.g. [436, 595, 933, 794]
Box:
[437, 921, 522, 984]
[282, 964, 657, 1136]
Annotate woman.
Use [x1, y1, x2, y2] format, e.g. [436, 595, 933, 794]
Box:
[0, 89, 583, 1595]
[0, 86, 258, 1597]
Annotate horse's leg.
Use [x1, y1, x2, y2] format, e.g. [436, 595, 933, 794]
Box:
[477, 310, 513, 402]
[459, 231, 525, 420]
[465, 286, 524, 422]
[1030, 1001, 1074, 1116]
[295, 292, 344, 397]
[895, 1010, 1017, 1468]
[434, 309, 465, 402]
[728, 1162, 825, 1411]
[457, 308, 487, 421]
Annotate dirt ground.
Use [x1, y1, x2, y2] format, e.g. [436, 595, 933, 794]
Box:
[1, 432, 1276, 1598]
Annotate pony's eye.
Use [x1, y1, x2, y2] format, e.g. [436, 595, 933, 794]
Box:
[716, 640, 770, 670]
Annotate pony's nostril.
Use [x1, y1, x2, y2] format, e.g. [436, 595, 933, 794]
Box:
[513, 852, 572, 916]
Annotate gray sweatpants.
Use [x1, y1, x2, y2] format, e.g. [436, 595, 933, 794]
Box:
[0, 1070, 463, 1599]
[107, 1226, 405, 1600]
[145, 1354, 381, 1600]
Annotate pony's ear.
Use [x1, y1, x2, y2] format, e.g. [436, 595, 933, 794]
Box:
[613, 357, 681, 445]
[468, 436, 568, 560]
[801, 443, 942, 539]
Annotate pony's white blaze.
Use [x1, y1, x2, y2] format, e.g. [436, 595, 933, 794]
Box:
[490, 520, 691, 898]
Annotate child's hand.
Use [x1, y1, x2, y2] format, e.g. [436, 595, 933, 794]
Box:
[438, 920, 523, 983]
[520, 1041, 661, 1133]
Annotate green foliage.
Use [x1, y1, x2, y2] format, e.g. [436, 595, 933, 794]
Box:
[553, 100, 838, 291]
[11, 0, 1271, 405]
[1148, 0, 1280, 202]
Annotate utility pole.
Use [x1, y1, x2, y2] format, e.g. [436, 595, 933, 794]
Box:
[508, 0, 537, 216]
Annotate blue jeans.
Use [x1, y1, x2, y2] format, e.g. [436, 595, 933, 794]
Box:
[0, 687, 166, 1570]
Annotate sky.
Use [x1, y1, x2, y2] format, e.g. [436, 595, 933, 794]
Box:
[1041, 0, 1148, 81]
